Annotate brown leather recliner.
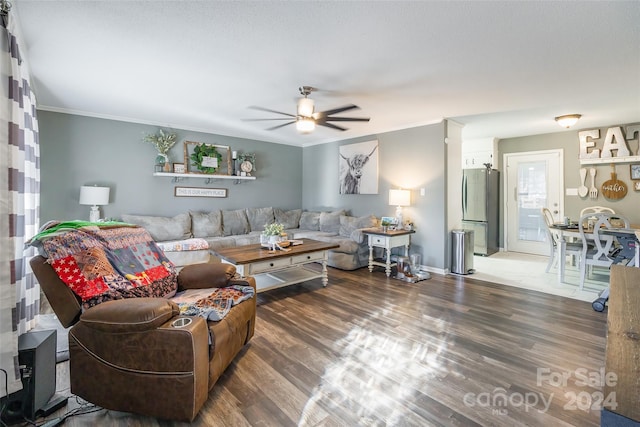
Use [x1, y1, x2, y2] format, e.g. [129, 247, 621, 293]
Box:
[30, 256, 256, 422]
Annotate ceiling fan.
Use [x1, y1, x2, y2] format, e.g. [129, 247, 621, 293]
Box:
[244, 86, 370, 133]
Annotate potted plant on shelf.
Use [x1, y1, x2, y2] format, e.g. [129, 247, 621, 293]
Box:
[143, 129, 177, 172]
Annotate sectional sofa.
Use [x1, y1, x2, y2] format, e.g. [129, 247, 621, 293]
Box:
[121, 207, 378, 270]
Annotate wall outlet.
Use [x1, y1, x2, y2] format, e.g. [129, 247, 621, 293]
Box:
[565, 188, 578, 196]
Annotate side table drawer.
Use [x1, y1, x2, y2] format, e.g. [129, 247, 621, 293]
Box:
[370, 235, 387, 247]
[251, 257, 292, 273]
[292, 251, 324, 264]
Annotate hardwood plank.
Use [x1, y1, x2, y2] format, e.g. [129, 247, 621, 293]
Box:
[604, 265, 640, 422]
[47, 265, 607, 426]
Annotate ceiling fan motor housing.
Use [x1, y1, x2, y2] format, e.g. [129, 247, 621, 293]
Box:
[297, 97, 315, 117]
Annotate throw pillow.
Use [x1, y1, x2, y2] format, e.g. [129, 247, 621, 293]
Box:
[246, 207, 275, 232]
[121, 213, 191, 242]
[190, 210, 223, 238]
[274, 208, 302, 229]
[339, 214, 377, 238]
[320, 210, 346, 233]
[222, 209, 250, 236]
[299, 211, 321, 231]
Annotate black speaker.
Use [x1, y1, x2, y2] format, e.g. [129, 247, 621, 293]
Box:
[1, 329, 56, 423]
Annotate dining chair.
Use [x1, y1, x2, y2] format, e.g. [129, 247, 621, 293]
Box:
[578, 212, 630, 290]
[541, 208, 583, 274]
[579, 206, 615, 217]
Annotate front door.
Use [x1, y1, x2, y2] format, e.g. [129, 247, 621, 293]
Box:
[505, 150, 563, 255]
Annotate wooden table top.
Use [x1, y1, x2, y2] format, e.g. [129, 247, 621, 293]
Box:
[361, 227, 415, 237]
[211, 238, 339, 265]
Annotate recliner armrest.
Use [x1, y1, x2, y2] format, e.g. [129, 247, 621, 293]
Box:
[71, 300, 209, 374]
[177, 262, 237, 290]
[79, 297, 179, 333]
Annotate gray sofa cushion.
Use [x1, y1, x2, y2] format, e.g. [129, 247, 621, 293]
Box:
[320, 210, 346, 233]
[222, 209, 250, 236]
[246, 207, 275, 232]
[232, 234, 262, 246]
[308, 235, 360, 253]
[121, 213, 191, 242]
[288, 230, 336, 240]
[190, 210, 223, 238]
[274, 208, 302, 229]
[339, 215, 377, 241]
[203, 236, 237, 251]
[299, 211, 321, 231]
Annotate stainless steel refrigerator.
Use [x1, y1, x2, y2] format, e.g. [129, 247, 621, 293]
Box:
[461, 168, 500, 256]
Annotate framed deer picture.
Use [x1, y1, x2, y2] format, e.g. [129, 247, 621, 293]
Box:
[338, 140, 379, 194]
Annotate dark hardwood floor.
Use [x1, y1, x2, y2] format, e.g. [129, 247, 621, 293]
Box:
[47, 265, 606, 426]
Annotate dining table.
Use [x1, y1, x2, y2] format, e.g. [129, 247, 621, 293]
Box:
[549, 223, 640, 283]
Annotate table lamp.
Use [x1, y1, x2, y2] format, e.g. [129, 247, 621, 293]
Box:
[389, 189, 410, 228]
[79, 185, 110, 222]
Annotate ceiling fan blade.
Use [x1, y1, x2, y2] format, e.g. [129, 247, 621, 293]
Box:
[317, 121, 348, 131]
[248, 106, 296, 118]
[266, 121, 295, 131]
[324, 117, 370, 122]
[242, 118, 294, 121]
[316, 104, 359, 117]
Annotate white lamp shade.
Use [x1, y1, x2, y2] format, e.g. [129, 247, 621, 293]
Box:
[79, 186, 110, 206]
[296, 117, 316, 133]
[389, 189, 411, 206]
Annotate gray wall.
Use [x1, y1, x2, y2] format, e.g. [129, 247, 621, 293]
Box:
[498, 122, 640, 245]
[38, 111, 303, 222]
[38, 111, 451, 270]
[302, 122, 448, 270]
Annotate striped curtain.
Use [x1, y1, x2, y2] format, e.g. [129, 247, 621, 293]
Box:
[0, 5, 41, 397]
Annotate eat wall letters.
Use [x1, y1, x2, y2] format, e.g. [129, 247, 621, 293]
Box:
[579, 125, 640, 160]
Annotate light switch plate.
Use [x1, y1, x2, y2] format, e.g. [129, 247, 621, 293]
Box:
[566, 188, 578, 196]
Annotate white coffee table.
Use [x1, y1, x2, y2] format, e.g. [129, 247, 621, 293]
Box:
[211, 239, 339, 293]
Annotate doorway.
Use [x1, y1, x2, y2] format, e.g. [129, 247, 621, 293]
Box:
[504, 150, 563, 255]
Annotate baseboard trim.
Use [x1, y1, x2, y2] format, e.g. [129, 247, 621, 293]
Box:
[421, 266, 447, 276]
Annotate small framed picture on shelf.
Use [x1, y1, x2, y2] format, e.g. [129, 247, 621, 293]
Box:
[380, 216, 396, 226]
[173, 163, 185, 174]
[634, 181, 640, 192]
[630, 163, 640, 180]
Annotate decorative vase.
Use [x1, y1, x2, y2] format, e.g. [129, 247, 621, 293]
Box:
[268, 235, 280, 250]
[163, 161, 172, 172]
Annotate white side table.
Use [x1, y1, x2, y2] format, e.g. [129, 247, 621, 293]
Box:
[362, 228, 415, 277]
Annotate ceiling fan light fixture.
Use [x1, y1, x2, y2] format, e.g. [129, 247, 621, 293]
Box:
[555, 114, 581, 128]
[297, 97, 314, 117]
[296, 117, 315, 133]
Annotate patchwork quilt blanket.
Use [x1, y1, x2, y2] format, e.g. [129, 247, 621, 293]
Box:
[171, 286, 255, 321]
[28, 221, 178, 309]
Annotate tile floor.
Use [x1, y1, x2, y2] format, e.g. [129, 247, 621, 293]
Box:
[469, 251, 610, 302]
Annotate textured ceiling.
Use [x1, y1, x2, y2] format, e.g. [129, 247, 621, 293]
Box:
[14, 1, 640, 147]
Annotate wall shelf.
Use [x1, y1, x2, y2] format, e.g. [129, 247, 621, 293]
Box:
[153, 172, 256, 183]
[579, 155, 640, 165]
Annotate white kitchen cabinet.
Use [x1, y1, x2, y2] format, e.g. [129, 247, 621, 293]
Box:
[462, 138, 498, 169]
